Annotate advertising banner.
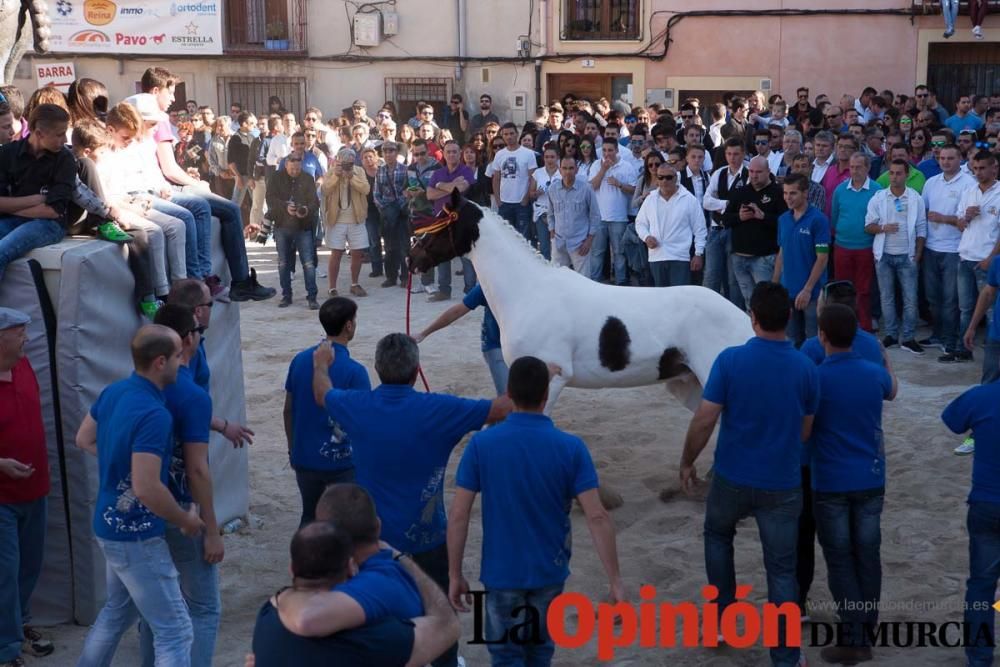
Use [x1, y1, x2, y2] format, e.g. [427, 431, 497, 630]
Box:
[48, 0, 223, 55]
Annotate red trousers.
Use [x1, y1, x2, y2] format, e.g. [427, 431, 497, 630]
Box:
[834, 245, 875, 332]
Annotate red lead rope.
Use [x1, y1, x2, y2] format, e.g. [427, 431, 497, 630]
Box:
[405, 271, 432, 392]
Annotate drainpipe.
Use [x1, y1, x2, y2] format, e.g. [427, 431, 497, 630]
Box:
[456, 0, 467, 81]
[534, 0, 547, 108]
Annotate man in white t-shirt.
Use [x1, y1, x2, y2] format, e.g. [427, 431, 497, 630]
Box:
[956, 151, 1000, 358]
[923, 144, 976, 362]
[485, 122, 537, 240]
[588, 140, 637, 285]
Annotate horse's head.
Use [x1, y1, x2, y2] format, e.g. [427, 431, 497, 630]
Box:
[408, 189, 483, 274]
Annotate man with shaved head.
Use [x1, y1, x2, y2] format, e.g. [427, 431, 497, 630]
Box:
[75, 325, 204, 666]
[722, 155, 788, 306]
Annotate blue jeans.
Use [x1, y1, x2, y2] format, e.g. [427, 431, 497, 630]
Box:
[421, 259, 453, 295]
[876, 253, 918, 341]
[960, 259, 991, 341]
[982, 338, 1000, 385]
[534, 214, 552, 260]
[150, 199, 203, 279]
[484, 584, 565, 667]
[77, 537, 193, 667]
[813, 487, 884, 648]
[365, 208, 383, 274]
[730, 253, 776, 308]
[786, 298, 818, 348]
[174, 192, 250, 284]
[498, 202, 532, 241]
[590, 221, 628, 285]
[0, 498, 47, 662]
[138, 520, 220, 667]
[704, 473, 801, 667]
[923, 248, 960, 352]
[703, 226, 729, 293]
[483, 347, 509, 396]
[965, 501, 1000, 666]
[274, 226, 317, 300]
[0, 217, 65, 282]
[294, 466, 356, 527]
[942, 0, 959, 31]
[649, 260, 691, 287]
[380, 202, 410, 284]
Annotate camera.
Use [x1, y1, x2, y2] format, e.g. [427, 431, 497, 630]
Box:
[255, 218, 273, 244]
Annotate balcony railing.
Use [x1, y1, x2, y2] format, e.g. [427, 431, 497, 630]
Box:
[912, 0, 1000, 13]
[224, 0, 306, 55]
[563, 0, 641, 40]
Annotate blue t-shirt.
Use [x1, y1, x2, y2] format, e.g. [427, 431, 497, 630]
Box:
[801, 328, 883, 366]
[334, 548, 423, 622]
[462, 285, 501, 352]
[945, 113, 984, 135]
[323, 385, 491, 553]
[986, 256, 1000, 341]
[811, 352, 893, 493]
[285, 343, 371, 472]
[777, 205, 831, 300]
[163, 365, 213, 503]
[917, 158, 942, 180]
[90, 373, 174, 541]
[252, 604, 414, 667]
[188, 338, 210, 392]
[703, 337, 820, 490]
[455, 413, 598, 589]
[943, 382, 1000, 504]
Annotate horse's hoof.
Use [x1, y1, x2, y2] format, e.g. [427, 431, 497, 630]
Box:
[598, 485, 624, 510]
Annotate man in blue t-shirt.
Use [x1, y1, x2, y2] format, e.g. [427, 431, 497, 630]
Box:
[75, 325, 203, 666]
[416, 283, 507, 396]
[800, 280, 883, 366]
[679, 282, 818, 667]
[773, 173, 831, 347]
[313, 333, 512, 667]
[285, 297, 371, 525]
[943, 375, 1000, 666]
[277, 484, 423, 637]
[251, 521, 460, 667]
[810, 304, 896, 665]
[131, 305, 224, 667]
[448, 356, 625, 666]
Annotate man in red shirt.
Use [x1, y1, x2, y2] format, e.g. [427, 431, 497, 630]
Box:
[0, 307, 53, 666]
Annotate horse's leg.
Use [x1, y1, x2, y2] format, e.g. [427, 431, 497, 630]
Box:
[543, 370, 567, 417]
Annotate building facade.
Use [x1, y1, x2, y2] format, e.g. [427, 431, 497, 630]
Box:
[14, 0, 999, 120]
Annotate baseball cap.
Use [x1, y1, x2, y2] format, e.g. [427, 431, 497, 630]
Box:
[0, 307, 30, 330]
[352, 99, 367, 109]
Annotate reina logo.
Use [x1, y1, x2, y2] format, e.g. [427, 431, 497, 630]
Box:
[84, 0, 116, 26]
[69, 29, 110, 44]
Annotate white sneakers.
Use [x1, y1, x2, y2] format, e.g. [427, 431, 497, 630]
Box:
[955, 437, 976, 455]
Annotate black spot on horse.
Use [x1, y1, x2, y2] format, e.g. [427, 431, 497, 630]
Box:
[598, 316, 631, 372]
[657, 347, 687, 380]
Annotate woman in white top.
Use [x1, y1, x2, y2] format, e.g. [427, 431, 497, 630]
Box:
[527, 144, 560, 260]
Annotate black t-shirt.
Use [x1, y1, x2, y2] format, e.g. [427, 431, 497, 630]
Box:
[722, 180, 787, 256]
[252, 600, 415, 667]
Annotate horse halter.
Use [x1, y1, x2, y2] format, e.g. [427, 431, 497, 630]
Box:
[411, 204, 462, 262]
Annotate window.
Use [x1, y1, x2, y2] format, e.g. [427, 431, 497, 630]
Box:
[564, 0, 640, 41]
[384, 77, 452, 122]
[224, 0, 306, 53]
[217, 76, 308, 120]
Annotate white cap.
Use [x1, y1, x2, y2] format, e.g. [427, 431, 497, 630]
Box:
[123, 94, 168, 123]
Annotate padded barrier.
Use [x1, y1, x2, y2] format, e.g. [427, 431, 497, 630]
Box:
[0, 218, 248, 625]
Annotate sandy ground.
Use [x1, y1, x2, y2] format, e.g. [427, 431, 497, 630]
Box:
[43, 242, 990, 665]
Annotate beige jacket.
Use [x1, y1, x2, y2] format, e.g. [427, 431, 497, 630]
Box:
[322, 165, 370, 225]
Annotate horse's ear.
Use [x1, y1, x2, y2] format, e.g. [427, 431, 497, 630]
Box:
[450, 187, 461, 210]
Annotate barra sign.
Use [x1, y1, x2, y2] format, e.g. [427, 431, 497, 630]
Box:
[48, 0, 222, 55]
[34, 61, 76, 93]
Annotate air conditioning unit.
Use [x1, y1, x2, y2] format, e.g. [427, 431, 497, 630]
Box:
[646, 88, 674, 108]
[354, 12, 382, 46]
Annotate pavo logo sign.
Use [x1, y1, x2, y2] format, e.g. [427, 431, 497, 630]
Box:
[84, 0, 116, 26]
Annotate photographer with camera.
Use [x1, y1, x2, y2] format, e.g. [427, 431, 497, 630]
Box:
[321, 148, 371, 298]
[266, 153, 321, 309]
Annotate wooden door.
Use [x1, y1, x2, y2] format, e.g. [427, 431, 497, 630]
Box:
[547, 74, 613, 106]
[928, 43, 999, 112]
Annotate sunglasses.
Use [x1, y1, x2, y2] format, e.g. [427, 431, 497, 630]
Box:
[411, 150, 427, 157]
[681, 114, 693, 119]
[580, 143, 592, 148]
[916, 93, 929, 98]
[797, 94, 809, 99]
[931, 141, 946, 147]
[976, 142, 992, 148]
[658, 174, 676, 181]
[825, 114, 841, 119]
[755, 140, 770, 145]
